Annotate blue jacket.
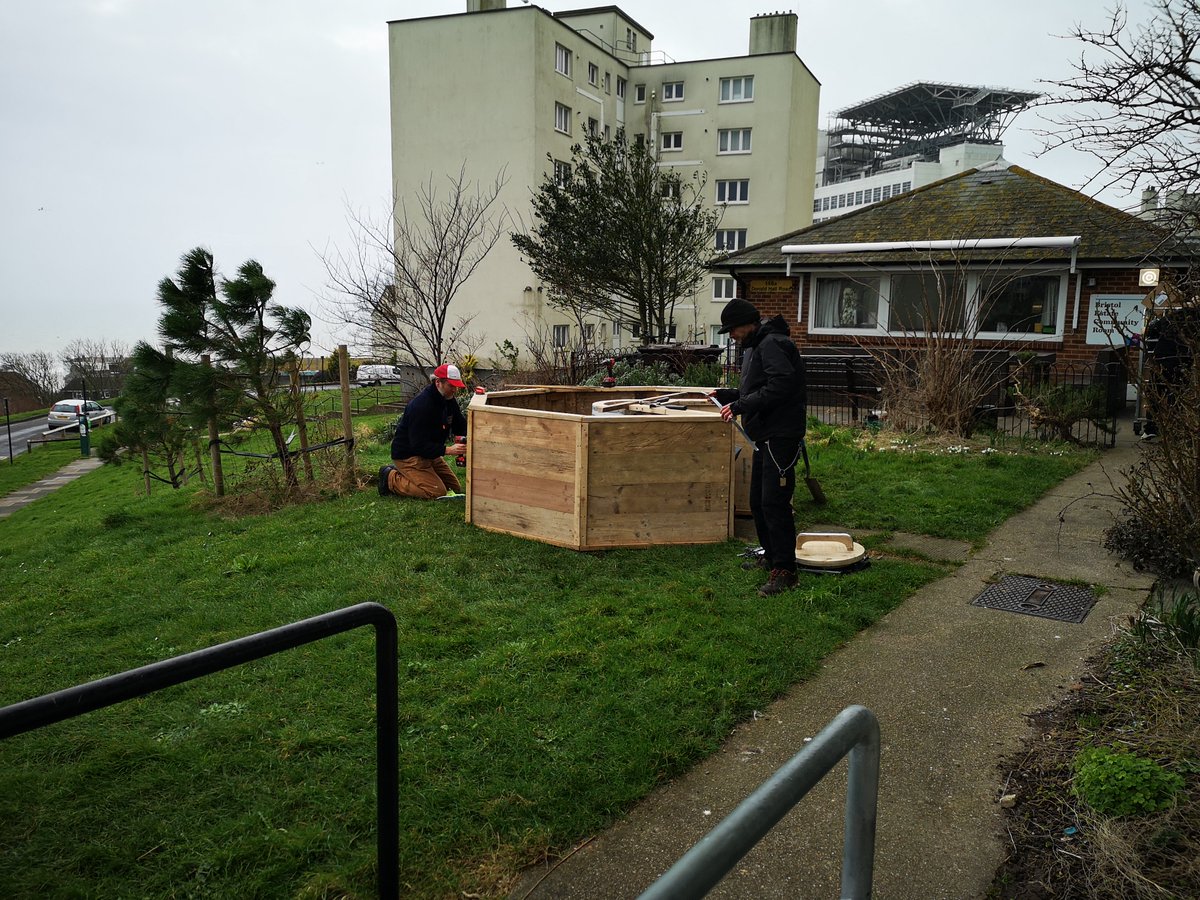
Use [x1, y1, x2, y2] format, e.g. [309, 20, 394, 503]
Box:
[714, 316, 806, 441]
[391, 383, 467, 460]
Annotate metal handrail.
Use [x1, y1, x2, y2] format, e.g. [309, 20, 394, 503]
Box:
[639, 705, 880, 900]
[0, 601, 400, 900]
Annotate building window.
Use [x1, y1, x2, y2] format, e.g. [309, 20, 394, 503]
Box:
[872, 186, 882, 202]
[604, 71, 611, 93]
[663, 81, 684, 101]
[822, 197, 830, 211]
[587, 116, 599, 135]
[553, 159, 571, 187]
[635, 83, 646, 103]
[616, 76, 626, 99]
[716, 179, 749, 203]
[661, 131, 682, 151]
[715, 229, 747, 252]
[626, 27, 637, 52]
[718, 128, 751, 154]
[633, 132, 645, 146]
[812, 199, 821, 213]
[882, 185, 892, 200]
[554, 102, 571, 134]
[552, 324, 570, 347]
[603, 124, 611, 141]
[588, 62, 599, 86]
[813, 275, 881, 329]
[855, 190, 864, 205]
[977, 274, 1061, 334]
[713, 276, 737, 300]
[902, 181, 911, 192]
[661, 181, 681, 200]
[719, 75, 754, 103]
[837, 194, 846, 208]
[555, 44, 571, 77]
[583, 323, 595, 342]
[889, 272, 967, 332]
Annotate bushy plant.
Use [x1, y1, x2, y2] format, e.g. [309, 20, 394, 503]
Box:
[1072, 747, 1184, 817]
[579, 359, 680, 387]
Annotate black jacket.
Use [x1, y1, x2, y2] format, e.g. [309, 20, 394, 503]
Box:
[391, 383, 467, 460]
[714, 316, 806, 441]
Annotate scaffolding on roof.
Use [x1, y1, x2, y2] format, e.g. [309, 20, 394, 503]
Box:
[822, 81, 1039, 187]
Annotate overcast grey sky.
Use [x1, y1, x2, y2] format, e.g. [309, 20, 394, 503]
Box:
[0, 0, 1152, 359]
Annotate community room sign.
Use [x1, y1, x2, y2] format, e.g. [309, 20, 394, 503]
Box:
[1087, 294, 1143, 346]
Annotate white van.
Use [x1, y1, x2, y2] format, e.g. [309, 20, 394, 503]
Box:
[355, 364, 402, 386]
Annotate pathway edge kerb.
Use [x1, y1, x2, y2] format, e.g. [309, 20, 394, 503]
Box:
[0, 457, 104, 519]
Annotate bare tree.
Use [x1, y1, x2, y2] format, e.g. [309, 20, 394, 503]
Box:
[60, 338, 131, 400]
[0, 351, 62, 405]
[321, 165, 508, 370]
[1039, 0, 1200, 243]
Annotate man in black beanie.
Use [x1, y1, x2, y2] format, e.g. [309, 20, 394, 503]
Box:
[712, 298, 807, 596]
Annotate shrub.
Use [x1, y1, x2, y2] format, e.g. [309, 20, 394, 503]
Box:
[1072, 746, 1184, 817]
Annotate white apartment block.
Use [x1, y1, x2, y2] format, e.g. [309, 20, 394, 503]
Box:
[388, 2, 819, 362]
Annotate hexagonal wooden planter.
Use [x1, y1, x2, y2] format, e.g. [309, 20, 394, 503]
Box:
[466, 386, 736, 550]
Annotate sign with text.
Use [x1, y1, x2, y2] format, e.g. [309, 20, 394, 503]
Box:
[750, 278, 796, 291]
[1087, 294, 1143, 346]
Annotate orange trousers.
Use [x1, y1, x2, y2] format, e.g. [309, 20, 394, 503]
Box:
[387, 455, 461, 499]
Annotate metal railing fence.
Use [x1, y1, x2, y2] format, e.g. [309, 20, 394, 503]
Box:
[0, 602, 400, 900]
[640, 705, 880, 900]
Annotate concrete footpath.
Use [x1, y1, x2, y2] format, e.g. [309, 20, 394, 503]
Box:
[514, 436, 1153, 899]
[0, 455, 104, 519]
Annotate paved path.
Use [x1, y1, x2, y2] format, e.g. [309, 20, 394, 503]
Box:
[514, 437, 1151, 899]
[0, 456, 104, 519]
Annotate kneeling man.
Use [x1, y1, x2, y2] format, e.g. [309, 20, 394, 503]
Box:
[380, 363, 468, 499]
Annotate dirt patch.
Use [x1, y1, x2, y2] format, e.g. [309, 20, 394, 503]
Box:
[988, 636, 1200, 899]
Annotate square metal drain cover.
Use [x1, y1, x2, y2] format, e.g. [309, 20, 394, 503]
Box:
[971, 575, 1096, 624]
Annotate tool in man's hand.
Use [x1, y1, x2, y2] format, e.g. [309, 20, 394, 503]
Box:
[709, 396, 827, 505]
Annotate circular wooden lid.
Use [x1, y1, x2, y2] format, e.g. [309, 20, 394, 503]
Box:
[795, 532, 866, 568]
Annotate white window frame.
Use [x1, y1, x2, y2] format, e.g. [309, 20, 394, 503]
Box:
[553, 159, 571, 187]
[716, 179, 749, 204]
[554, 102, 571, 134]
[713, 276, 737, 301]
[718, 128, 752, 154]
[588, 62, 599, 86]
[715, 229, 747, 252]
[616, 76, 626, 99]
[805, 267, 1068, 341]
[719, 75, 754, 103]
[555, 43, 571, 77]
[663, 81, 685, 102]
[634, 83, 646, 104]
[552, 324, 570, 347]
[661, 131, 683, 152]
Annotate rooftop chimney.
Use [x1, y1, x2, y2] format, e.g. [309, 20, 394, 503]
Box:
[749, 11, 797, 55]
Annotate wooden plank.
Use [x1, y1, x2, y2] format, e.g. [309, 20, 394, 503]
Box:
[587, 420, 728, 455]
[469, 440, 576, 479]
[576, 418, 589, 547]
[588, 449, 730, 485]
[587, 480, 729, 516]
[471, 467, 575, 513]
[582, 510, 730, 547]
[473, 410, 577, 447]
[471, 494, 578, 546]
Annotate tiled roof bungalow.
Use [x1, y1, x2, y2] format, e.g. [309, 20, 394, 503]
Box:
[715, 162, 1192, 363]
[712, 162, 1193, 438]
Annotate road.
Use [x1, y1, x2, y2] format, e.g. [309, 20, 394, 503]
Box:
[0, 417, 74, 461]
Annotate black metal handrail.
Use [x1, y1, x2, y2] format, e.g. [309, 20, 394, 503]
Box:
[639, 705, 880, 899]
[0, 601, 400, 899]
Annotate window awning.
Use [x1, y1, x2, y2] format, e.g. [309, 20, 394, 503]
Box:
[781, 235, 1082, 276]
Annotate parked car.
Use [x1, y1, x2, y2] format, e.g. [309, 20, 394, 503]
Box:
[355, 364, 402, 386]
[47, 399, 115, 431]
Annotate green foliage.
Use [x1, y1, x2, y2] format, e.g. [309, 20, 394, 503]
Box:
[1072, 747, 1184, 817]
[512, 130, 721, 343]
[580, 359, 679, 387]
[494, 339, 520, 373]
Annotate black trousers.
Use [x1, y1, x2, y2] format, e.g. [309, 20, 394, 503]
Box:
[750, 437, 800, 573]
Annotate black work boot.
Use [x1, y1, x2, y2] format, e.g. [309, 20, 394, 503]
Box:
[378, 465, 393, 497]
[757, 568, 797, 597]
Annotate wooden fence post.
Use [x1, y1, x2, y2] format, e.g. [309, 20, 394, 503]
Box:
[291, 363, 314, 483]
[338, 345, 355, 487]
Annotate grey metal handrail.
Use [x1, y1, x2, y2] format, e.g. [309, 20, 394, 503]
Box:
[639, 704, 880, 900]
[0, 602, 399, 899]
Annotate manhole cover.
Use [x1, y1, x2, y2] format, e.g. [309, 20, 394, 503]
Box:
[971, 575, 1096, 624]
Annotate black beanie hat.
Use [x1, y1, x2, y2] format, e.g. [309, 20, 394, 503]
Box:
[718, 298, 760, 333]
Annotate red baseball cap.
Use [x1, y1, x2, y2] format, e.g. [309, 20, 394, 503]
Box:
[434, 363, 466, 388]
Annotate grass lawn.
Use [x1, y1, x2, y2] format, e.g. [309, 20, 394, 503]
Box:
[0, 420, 1096, 897]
